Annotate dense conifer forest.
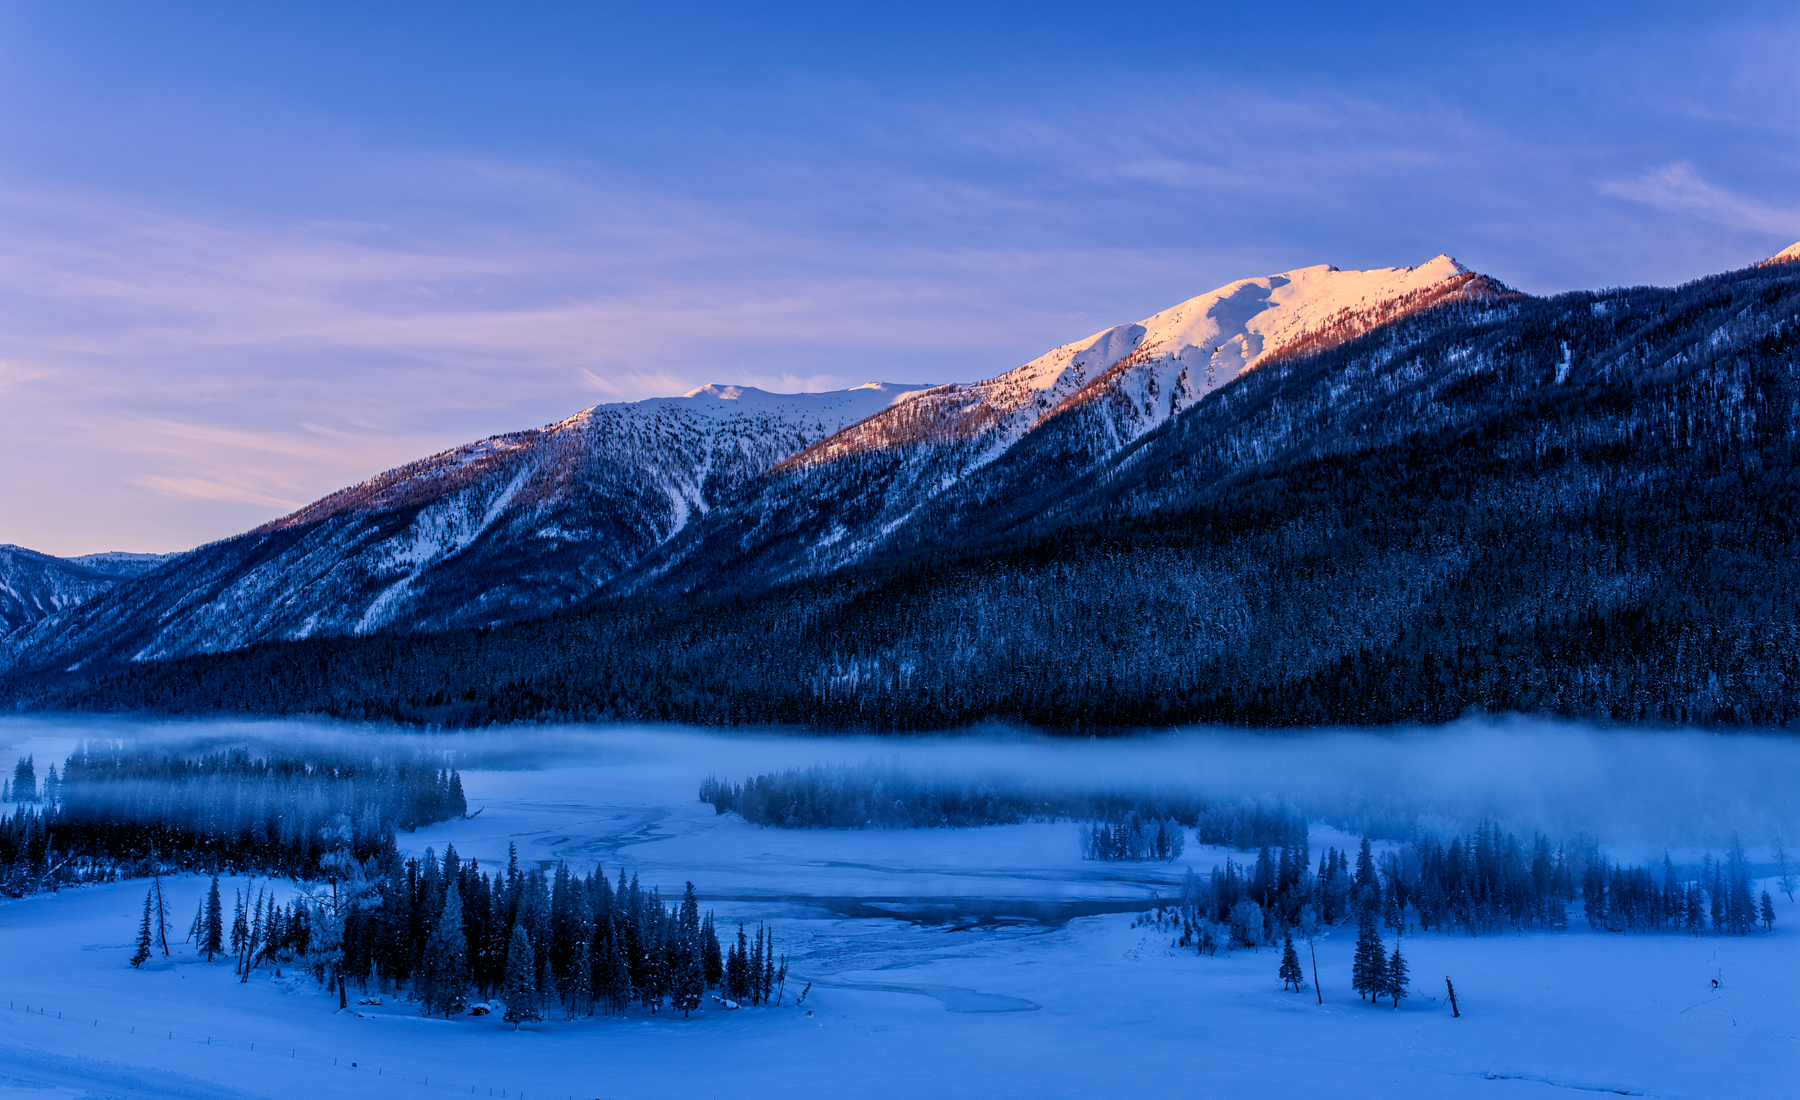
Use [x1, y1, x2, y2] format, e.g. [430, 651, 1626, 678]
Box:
[698, 764, 1304, 849]
[3, 258, 1798, 730]
[2, 742, 788, 1019]
[0, 744, 464, 892]
[1145, 825, 1783, 971]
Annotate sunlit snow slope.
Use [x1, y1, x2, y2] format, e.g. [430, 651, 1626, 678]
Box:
[641, 256, 1508, 592]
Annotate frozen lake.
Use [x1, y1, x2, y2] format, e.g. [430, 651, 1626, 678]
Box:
[0, 715, 1794, 1099]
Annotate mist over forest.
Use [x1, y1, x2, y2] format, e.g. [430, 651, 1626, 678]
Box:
[4, 714, 1793, 857]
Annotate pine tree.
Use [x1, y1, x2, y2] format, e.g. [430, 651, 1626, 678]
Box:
[502, 923, 541, 1029]
[602, 928, 632, 1014]
[1385, 943, 1408, 1008]
[1278, 932, 1304, 992]
[12, 756, 35, 803]
[1761, 891, 1777, 931]
[1351, 912, 1386, 1002]
[203, 875, 224, 961]
[673, 937, 704, 1018]
[131, 889, 154, 968]
[567, 936, 593, 1019]
[230, 890, 247, 957]
[701, 911, 723, 988]
[726, 923, 749, 1001]
[416, 882, 470, 1017]
[1353, 836, 1380, 914]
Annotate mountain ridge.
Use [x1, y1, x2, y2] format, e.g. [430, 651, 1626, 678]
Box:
[16, 246, 1796, 729]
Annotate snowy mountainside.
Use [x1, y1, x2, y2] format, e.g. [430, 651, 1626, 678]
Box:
[638, 257, 1510, 593]
[0, 383, 929, 670]
[0, 546, 121, 636]
[0, 545, 176, 636]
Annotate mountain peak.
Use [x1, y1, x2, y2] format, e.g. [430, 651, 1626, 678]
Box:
[780, 254, 1506, 478]
[1762, 241, 1800, 266]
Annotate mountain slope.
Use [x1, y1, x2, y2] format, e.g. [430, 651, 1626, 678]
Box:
[1, 383, 930, 670]
[636, 256, 1509, 594]
[18, 248, 1799, 729]
[0, 546, 174, 636]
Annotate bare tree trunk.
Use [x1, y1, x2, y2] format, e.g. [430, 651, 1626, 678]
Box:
[1308, 938, 1322, 1005]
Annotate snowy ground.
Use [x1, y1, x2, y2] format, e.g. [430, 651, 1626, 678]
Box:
[0, 718, 1794, 1099]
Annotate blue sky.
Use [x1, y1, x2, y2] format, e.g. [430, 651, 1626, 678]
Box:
[2, 2, 1796, 554]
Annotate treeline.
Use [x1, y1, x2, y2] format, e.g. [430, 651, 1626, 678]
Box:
[0, 742, 467, 894]
[1079, 815, 1185, 862]
[1578, 839, 1768, 935]
[1148, 824, 1780, 959]
[138, 847, 788, 1023]
[699, 765, 1305, 851]
[6, 258, 1798, 731]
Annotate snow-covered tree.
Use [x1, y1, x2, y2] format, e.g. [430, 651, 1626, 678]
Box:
[1278, 932, 1304, 992]
[131, 888, 154, 968]
[416, 881, 469, 1018]
[502, 923, 541, 1029]
[1352, 912, 1386, 1001]
[203, 875, 224, 961]
[12, 756, 35, 803]
[1384, 943, 1408, 1008]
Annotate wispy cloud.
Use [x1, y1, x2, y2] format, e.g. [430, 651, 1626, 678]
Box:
[2, 72, 1790, 556]
[1599, 162, 1800, 238]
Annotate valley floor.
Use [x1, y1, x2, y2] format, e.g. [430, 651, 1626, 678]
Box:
[0, 753, 1793, 1100]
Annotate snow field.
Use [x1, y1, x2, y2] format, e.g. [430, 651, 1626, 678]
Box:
[0, 747, 1794, 1100]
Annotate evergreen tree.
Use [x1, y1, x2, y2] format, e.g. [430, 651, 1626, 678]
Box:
[1761, 891, 1777, 931]
[131, 888, 154, 968]
[416, 881, 469, 1017]
[601, 926, 632, 1014]
[701, 911, 723, 988]
[502, 923, 541, 1029]
[673, 936, 704, 1018]
[727, 923, 750, 1001]
[567, 936, 593, 1019]
[1385, 943, 1408, 1008]
[1278, 932, 1304, 992]
[1351, 912, 1386, 1001]
[1353, 837, 1380, 914]
[203, 875, 225, 961]
[12, 756, 35, 803]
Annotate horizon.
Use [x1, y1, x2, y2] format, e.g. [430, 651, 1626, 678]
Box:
[3, 3, 1797, 556]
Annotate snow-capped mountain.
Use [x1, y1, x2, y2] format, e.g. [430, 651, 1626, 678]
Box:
[0, 254, 1518, 674]
[0, 545, 174, 636]
[0, 383, 930, 669]
[639, 256, 1509, 592]
[789, 256, 1491, 473]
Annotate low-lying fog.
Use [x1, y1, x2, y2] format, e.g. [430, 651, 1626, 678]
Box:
[3, 714, 1795, 858]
